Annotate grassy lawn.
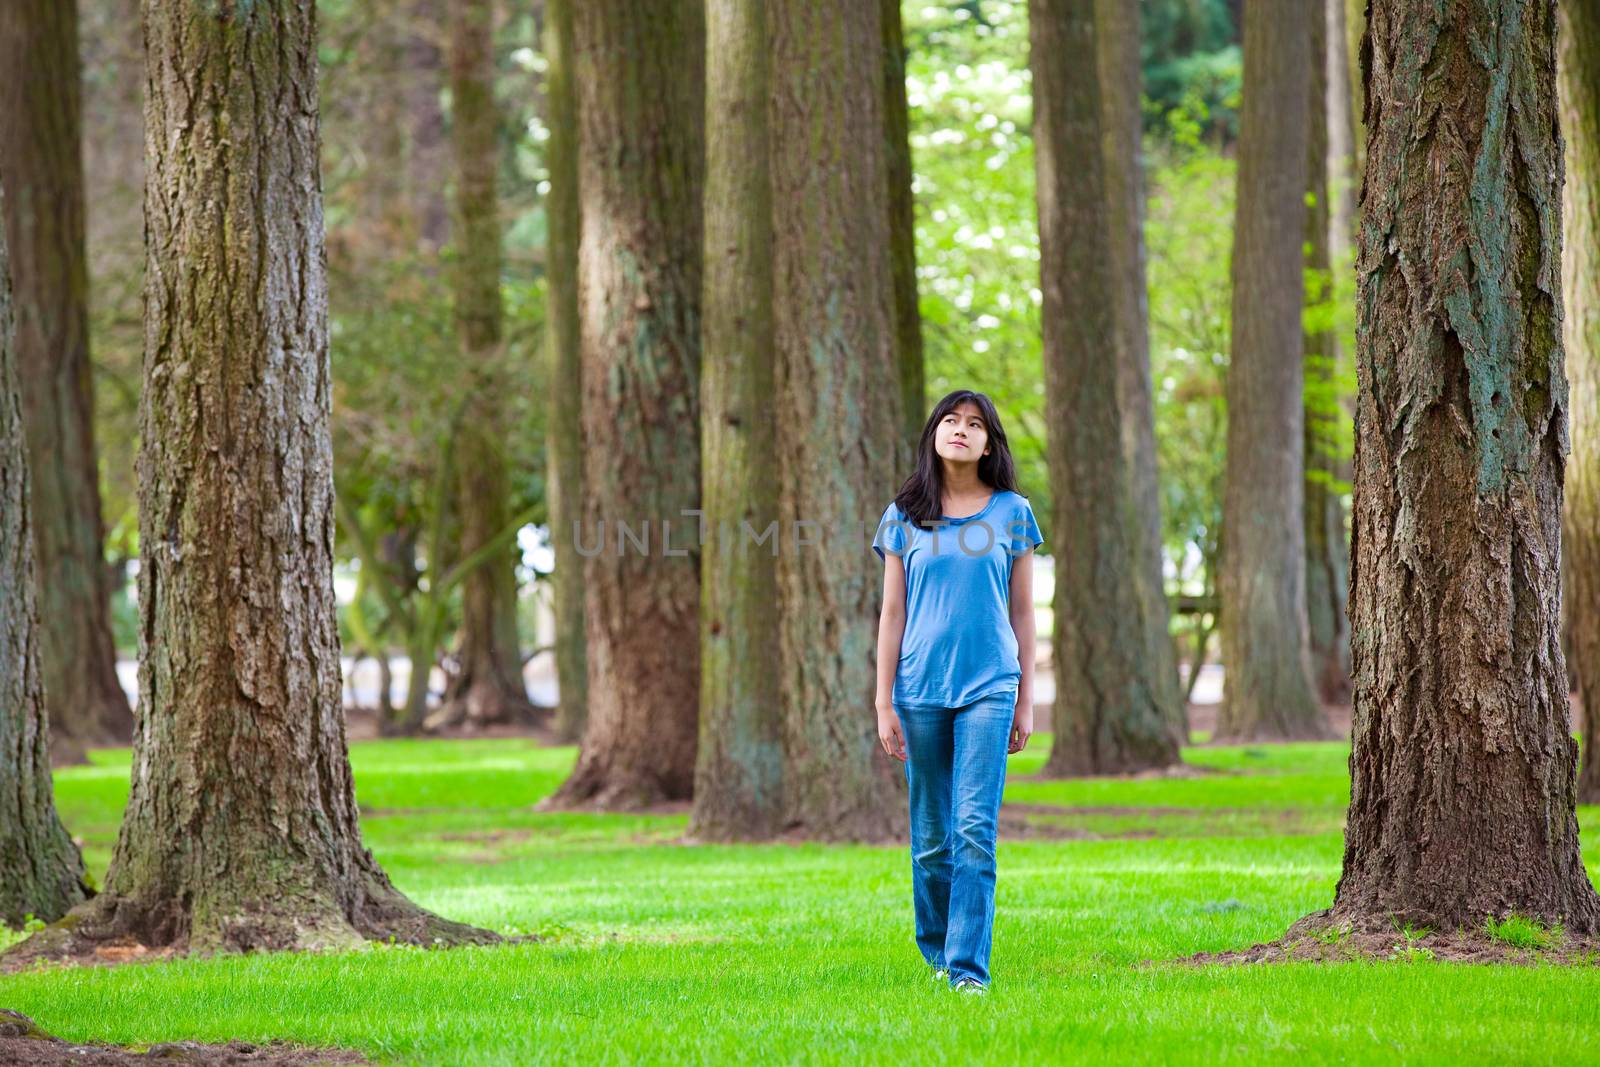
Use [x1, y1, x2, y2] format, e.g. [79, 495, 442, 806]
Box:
[3, 735, 1599, 1065]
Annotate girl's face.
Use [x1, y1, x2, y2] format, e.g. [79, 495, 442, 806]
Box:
[934, 402, 990, 466]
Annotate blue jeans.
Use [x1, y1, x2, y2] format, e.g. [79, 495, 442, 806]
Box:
[897, 689, 1014, 987]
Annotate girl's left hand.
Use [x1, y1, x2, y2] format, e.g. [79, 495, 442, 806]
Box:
[1009, 698, 1033, 754]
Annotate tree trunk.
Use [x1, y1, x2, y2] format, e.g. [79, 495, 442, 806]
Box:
[1032, 0, 1181, 778]
[1303, 0, 1352, 707]
[548, 0, 703, 810]
[883, 0, 924, 470]
[0, 181, 91, 929]
[1215, 0, 1329, 742]
[0, 0, 133, 760]
[1561, 1, 1600, 805]
[689, 0, 784, 841]
[1325, 0, 1600, 934]
[770, 0, 906, 840]
[1327, 0, 1359, 259]
[11, 0, 497, 958]
[543, 0, 588, 745]
[78, 0, 145, 564]
[407, 0, 450, 255]
[435, 0, 536, 731]
[1095, 0, 1187, 747]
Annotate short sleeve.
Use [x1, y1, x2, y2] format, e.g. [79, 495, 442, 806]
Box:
[872, 502, 909, 561]
[1007, 496, 1044, 556]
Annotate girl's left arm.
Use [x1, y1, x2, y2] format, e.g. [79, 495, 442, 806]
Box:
[1008, 549, 1036, 753]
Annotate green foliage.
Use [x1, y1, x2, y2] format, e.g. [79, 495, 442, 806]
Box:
[1388, 917, 1436, 962]
[1311, 922, 1352, 946]
[1484, 914, 1565, 951]
[1142, 0, 1241, 139]
[1145, 97, 1233, 609]
[904, 1, 1050, 512]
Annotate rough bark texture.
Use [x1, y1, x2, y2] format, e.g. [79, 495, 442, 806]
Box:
[542, 0, 589, 745]
[1216, 0, 1330, 742]
[1304, 1, 1353, 706]
[1095, 0, 1187, 746]
[1560, 1, 1600, 804]
[689, 0, 784, 841]
[883, 0, 925, 470]
[0, 183, 91, 929]
[770, 0, 907, 840]
[435, 0, 536, 731]
[549, 0, 704, 810]
[12, 0, 497, 957]
[1032, 0, 1181, 778]
[0, 0, 133, 759]
[1327, 0, 1600, 934]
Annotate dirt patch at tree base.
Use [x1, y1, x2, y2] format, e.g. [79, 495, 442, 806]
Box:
[0, 1011, 366, 1065]
[1159, 909, 1600, 967]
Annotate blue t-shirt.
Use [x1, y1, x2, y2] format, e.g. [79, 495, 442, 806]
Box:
[872, 489, 1045, 709]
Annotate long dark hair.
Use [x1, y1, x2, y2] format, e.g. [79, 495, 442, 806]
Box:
[893, 389, 1025, 530]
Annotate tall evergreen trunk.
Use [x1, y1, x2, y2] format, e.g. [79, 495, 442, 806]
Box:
[11, 0, 497, 959]
[689, 0, 784, 841]
[1325, 0, 1600, 934]
[0, 183, 91, 929]
[1095, 0, 1187, 747]
[407, 0, 450, 255]
[1215, 0, 1330, 742]
[1033, 0, 1180, 777]
[542, 0, 589, 745]
[770, 0, 906, 840]
[1560, 1, 1600, 805]
[548, 0, 703, 810]
[1327, 0, 1359, 256]
[0, 0, 133, 760]
[883, 0, 924, 469]
[1303, 1, 1352, 707]
[435, 0, 535, 731]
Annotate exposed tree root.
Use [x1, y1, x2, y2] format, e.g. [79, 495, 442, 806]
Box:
[1, 872, 501, 972]
[1162, 908, 1600, 967]
[424, 672, 549, 733]
[0, 1009, 368, 1064]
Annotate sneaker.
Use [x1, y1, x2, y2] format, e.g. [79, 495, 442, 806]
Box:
[929, 966, 949, 983]
[952, 977, 988, 995]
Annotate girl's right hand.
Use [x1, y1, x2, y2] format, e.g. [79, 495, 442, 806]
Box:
[877, 704, 907, 762]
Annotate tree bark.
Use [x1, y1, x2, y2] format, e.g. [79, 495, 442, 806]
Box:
[548, 0, 703, 810]
[0, 0, 133, 760]
[1095, 0, 1187, 747]
[0, 181, 91, 929]
[1032, 0, 1181, 777]
[689, 0, 784, 841]
[1304, 0, 1352, 707]
[407, 0, 450, 255]
[770, 0, 906, 840]
[542, 0, 589, 745]
[1560, 1, 1600, 805]
[11, 0, 498, 958]
[1325, 0, 1600, 934]
[434, 0, 536, 731]
[1215, 0, 1330, 742]
[883, 0, 924, 470]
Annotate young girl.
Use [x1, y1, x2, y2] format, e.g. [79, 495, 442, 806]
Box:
[872, 390, 1043, 995]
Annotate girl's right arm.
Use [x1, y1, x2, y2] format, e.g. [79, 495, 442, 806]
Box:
[876, 553, 908, 761]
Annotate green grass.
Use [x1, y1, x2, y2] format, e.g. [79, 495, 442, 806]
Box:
[3, 735, 1600, 1065]
[1483, 914, 1564, 952]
